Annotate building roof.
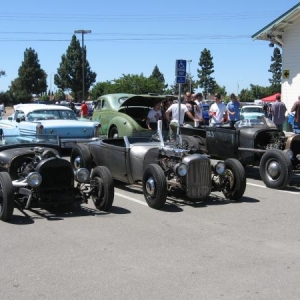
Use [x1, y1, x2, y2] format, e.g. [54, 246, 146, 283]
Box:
[252, 2, 300, 47]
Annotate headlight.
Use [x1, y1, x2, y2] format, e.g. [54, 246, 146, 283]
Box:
[27, 172, 42, 187]
[215, 162, 226, 175]
[284, 149, 293, 160]
[75, 168, 90, 183]
[174, 163, 188, 177]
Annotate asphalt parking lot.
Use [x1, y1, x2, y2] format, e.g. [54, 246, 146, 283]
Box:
[1, 169, 300, 300]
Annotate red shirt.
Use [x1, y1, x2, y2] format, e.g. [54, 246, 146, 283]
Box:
[81, 103, 88, 116]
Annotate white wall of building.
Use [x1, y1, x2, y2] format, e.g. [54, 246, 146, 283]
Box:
[281, 17, 300, 111]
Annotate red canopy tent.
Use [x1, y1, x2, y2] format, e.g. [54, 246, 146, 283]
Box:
[262, 93, 281, 102]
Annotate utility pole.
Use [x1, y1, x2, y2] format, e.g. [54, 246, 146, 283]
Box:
[187, 60, 192, 92]
[74, 29, 92, 101]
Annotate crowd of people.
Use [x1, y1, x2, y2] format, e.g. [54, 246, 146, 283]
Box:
[145, 91, 300, 141]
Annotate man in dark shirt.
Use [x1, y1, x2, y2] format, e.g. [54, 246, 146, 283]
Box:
[291, 96, 300, 132]
[271, 94, 286, 130]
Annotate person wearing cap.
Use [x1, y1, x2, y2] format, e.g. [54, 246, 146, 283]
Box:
[209, 93, 227, 126]
[227, 93, 241, 128]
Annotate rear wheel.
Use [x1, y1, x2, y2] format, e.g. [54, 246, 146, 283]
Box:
[70, 144, 92, 172]
[142, 164, 167, 209]
[109, 126, 119, 138]
[91, 166, 114, 211]
[259, 149, 292, 189]
[0, 172, 14, 222]
[222, 158, 246, 201]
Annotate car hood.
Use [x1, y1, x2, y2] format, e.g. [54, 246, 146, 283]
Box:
[119, 94, 167, 108]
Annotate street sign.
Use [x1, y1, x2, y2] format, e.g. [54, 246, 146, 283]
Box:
[175, 59, 187, 77]
[176, 76, 186, 84]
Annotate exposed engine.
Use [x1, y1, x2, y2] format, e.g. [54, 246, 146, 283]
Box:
[18, 147, 58, 178]
[255, 131, 286, 151]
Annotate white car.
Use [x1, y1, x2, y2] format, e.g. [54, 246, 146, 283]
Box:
[240, 105, 265, 121]
[0, 104, 101, 148]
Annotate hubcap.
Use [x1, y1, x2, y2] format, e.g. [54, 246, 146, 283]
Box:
[266, 160, 280, 180]
[74, 157, 81, 170]
[145, 177, 156, 196]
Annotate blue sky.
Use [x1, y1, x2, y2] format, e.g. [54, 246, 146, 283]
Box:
[0, 0, 299, 96]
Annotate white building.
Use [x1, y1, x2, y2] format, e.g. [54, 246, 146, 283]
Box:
[252, 3, 300, 111]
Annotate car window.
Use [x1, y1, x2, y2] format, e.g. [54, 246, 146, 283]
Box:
[118, 97, 129, 105]
[15, 110, 25, 121]
[58, 110, 76, 119]
[102, 100, 108, 109]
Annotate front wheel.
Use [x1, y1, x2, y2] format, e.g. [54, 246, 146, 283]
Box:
[221, 158, 246, 201]
[91, 166, 114, 211]
[259, 149, 292, 189]
[0, 172, 14, 222]
[142, 164, 167, 209]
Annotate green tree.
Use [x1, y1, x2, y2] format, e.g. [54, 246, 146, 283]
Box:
[9, 48, 47, 103]
[268, 47, 282, 93]
[171, 78, 197, 95]
[149, 65, 168, 92]
[0, 70, 5, 77]
[10, 78, 32, 103]
[197, 48, 217, 98]
[54, 35, 96, 101]
[53, 89, 66, 101]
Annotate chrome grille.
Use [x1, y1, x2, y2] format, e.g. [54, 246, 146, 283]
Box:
[185, 157, 211, 199]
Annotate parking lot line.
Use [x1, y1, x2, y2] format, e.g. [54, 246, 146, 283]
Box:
[247, 182, 299, 194]
[115, 192, 148, 206]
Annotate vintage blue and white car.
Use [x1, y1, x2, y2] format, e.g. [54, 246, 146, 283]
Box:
[0, 104, 101, 149]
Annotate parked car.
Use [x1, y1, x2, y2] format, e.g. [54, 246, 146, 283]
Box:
[92, 93, 168, 138]
[240, 105, 265, 120]
[70, 122, 246, 209]
[0, 132, 114, 222]
[0, 104, 101, 149]
[180, 116, 299, 189]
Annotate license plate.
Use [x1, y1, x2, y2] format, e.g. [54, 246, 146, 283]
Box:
[64, 142, 76, 148]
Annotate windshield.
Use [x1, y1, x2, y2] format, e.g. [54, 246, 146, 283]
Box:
[241, 107, 264, 113]
[0, 134, 60, 147]
[27, 109, 77, 120]
[235, 116, 277, 129]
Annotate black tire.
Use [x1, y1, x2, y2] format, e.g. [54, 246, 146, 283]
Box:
[259, 149, 292, 189]
[0, 172, 14, 222]
[142, 164, 167, 209]
[108, 126, 119, 138]
[91, 166, 114, 211]
[222, 158, 246, 201]
[70, 144, 92, 172]
[181, 135, 201, 153]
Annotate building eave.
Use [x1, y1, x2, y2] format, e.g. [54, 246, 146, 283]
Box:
[252, 2, 300, 47]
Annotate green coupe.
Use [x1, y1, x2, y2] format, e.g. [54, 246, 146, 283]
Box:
[92, 93, 169, 138]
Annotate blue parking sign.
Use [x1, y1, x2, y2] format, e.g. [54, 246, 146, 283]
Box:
[175, 60, 187, 77]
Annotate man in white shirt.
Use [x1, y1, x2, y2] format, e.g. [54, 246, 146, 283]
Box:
[209, 93, 227, 126]
[166, 101, 195, 141]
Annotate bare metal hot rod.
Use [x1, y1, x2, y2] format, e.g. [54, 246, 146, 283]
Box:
[71, 122, 246, 209]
